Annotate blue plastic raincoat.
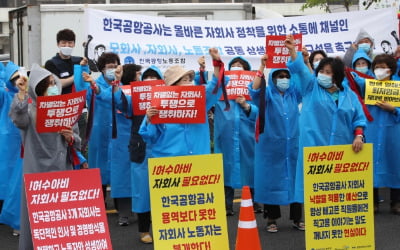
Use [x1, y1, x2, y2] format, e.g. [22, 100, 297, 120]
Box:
[287, 53, 367, 203]
[139, 75, 222, 157]
[74, 65, 114, 184]
[249, 68, 301, 205]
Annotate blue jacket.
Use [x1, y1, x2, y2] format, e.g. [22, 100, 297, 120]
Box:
[0, 62, 22, 200]
[139, 75, 222, 157]
[350, 68, 400, 188]
[249, 68, 301, 205]
[287, 53, 367, 203]
[74, 65, 114, 184]
[214, 59, 257, 189]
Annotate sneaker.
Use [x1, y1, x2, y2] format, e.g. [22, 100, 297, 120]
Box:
[118, 216, 129, 226]
[266, 222, 278, 233]
[140, 232, 153, 244]
[292, 221, 305, 231]
[12, 230, 20, 237]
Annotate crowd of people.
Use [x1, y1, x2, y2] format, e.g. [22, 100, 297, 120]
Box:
[0, 27, 400, 249]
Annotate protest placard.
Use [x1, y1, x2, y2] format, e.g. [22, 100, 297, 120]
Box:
[36, 90, 86, 133]
[148, 154, 228, 250]
[304, 144, 374, 250]
[24, 168, 112, 250]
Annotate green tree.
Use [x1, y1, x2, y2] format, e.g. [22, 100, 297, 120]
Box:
[300, 0, 380, 13]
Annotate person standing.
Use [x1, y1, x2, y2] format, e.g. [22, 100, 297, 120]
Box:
[249, 54, 303, 233]
[9, 64, 81, 250]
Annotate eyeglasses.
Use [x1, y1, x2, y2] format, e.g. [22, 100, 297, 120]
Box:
[276, 74, 290, 79]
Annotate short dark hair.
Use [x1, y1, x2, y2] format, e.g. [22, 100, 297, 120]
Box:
[121, 64, 142, 85]
[97, 52, 121, 72]
[229, 57, 251, 71]
[315, 57, 345, 91]
[372, 54, 397, 77]
[35, 75, 52, 96]
[142, 68, 162, 80]
[309, 50, 327, 69]
[56, 29, 76, 43]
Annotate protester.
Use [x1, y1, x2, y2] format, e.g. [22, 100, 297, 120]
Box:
[284, 34, 367, 204]
[114, 65, 164, 243]
[74, 52, 122, 206]
[108, 64, 143, 227]
[0, 61, 23, 236]
[9, 64, 81, 250]
[44, 28, 88, 150]
[212, 56, 259, 216]
[140, 48, 223, 157]
[350, 54, 400, 214]
[309, 50, 327, 71]
[249, 54, 303, 232]
[343, 28, 375, 68]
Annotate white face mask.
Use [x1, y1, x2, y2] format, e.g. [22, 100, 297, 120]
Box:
[313, 61, 320, 70]
[230, 66, 243, 71]
[46, 85, 59, 96]
[276, 78, 290, 92]
[355, 66, 369, 74]
[59, 47, 73, 56]
[374, 68, 390, 80]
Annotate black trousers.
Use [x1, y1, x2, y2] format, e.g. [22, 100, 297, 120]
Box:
[138, 211, 151, 232]
[263, 203, 302, 222]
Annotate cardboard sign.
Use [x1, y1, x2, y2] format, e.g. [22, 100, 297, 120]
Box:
[304, 144, 374, 250]
[150, 85, 206, 124]
[148, 154, 228, 250]
[266, 34, 302, 68]
[36, 90, 87, 133]
[364, 79, 400, 107]
[221, 70, 255, 101]
[24, 169, 112, 250]
[131, 80, 165, 115]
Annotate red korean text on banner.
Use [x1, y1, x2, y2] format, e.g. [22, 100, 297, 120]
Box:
[150, 85, 206, 124]
[24, 168, 112, 250]
[266, 34, 302, 68]
[36, 90, 87, 133]
[221, 70, 256, 101]
[131, 80, 165, 115]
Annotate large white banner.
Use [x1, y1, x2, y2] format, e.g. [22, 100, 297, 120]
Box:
[85, 7, 398, 71]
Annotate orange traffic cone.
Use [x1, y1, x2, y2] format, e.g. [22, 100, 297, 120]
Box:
[235, 186, 262, 250]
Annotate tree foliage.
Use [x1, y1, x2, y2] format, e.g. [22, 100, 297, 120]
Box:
[300, 0, 380, 13]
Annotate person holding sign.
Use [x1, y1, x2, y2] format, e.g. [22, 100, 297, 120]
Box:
[284, 34, 367, 203]
[212, 56, 260, 216]
[9, 64, 81, 250]
[140, 48, 224, 157]
[249, 54, 303, 233]
[348, 54, 400, 214]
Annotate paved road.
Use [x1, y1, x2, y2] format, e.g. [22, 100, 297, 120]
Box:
[1, 188, 399, 249]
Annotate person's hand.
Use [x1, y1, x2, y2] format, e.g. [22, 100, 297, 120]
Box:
[198, 56, 206, 70]
[352, 135, 364, 153]
[82, 72, 93, 83]
[80, 57, 88, 66]
[352, 43, 358, 50]
[302, 46, 310, 63]
[260, 54, 268, 68]
[235, 95, 249, 110]
[376, 100, 395, 113]
[15, 76, 28, 92]
[59, 127, 74, 144]
[115, 65, 123, 81]
[146, 106, 159, 123]
[80, 162, 89, 169]
[284, 34, 296, 51]
[209, 47, 221, 61]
